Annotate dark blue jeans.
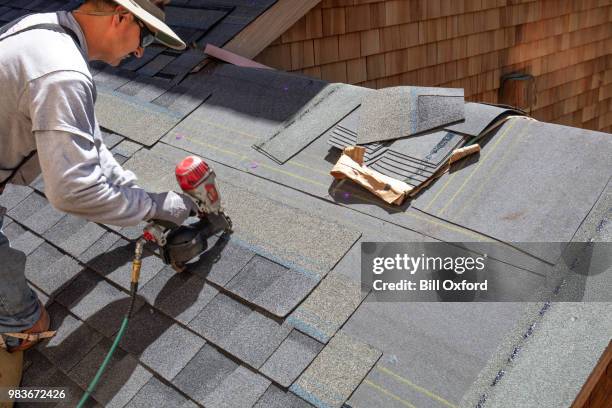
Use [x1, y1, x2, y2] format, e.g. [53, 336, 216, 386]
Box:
[0, 210, 41, 348]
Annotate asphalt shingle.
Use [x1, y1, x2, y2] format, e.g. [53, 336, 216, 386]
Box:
[254, 385, 315, 408]
[125, 376, 189, 408]
[253, 269, 320, 318]
[56, 269, 143, 337]
[27, 254, 84, 296]
[260, 330, 324, 387]
[111, 139, 142, 158]
[95, 88, 185, 146]
[43, 214, 105, 257]
[0, 183, 32, 210]
[188, 293, 251, 344]
[8, 192, 63, 234]
[290, 332, 382, 408]
[137, 265, 193, 306]
[202, 365, 271, 408]
[78, 231, 122, 264]
[2, 221, 43, 255]
[138, 321, 206, 381]
[157, 275, 219, 325]
[191, 237, 255, 286]
[287, 273, 365, 343]
[226, 255, 288, 303]
[357, 86, 464, 144]
[219, 310, 291, 369]
[68, 339, 153, 408]
[172, 344, 238, 405]
[37, 302, 102, 373]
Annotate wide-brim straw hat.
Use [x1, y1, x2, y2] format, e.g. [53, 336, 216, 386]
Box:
[112, 0, 185, 50]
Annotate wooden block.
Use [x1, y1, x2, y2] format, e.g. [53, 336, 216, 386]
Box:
[346, 4, 371, 32]
[280, 7, 323, 43]
[321, 0, 354, 8]
[380, 25, 402, 52]
[359, 79, 378, 89]
[254, 43, 292, 70]
[385, 0, 412, 25]
[419, 18, 447, 44]
[313, 36, 340, 65]
[322, 7, 346, 36]
[440, 0, 454, 17]
[302, 65, 322, 79]
[291, 40, 315, 70]
[425, 0, 442, 19]
[399, 22, 420, 48]
[321, 61, 348, 82]
[436, 39, 454, 64]
[360, 29, 380, 56]
[370, 2, 387, 28]
[347, 57, 367, 84]
[376, 74, 403, 88]
[339, 32, 361, 60]
[366, 53, 386, 79]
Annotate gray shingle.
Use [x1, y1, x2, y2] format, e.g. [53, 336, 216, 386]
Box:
[172, 344, 238, 405]
[95, 87, 185, 146]
[138, 322, 206, 381]
[78, 231, 122, 264]
[26, 253, 84, 296]
[192, 237, 255, 286]
[111, 139, 142, 158]
[203, 365, 271, 408]
[413, 118, 612, 263]
[56, 269, 143, 337]
[290, 332, 382, 408]
[219, 311, 291, 369]
[24, 242, 64, 286]
[260, 330, 324, 387]
[37, 302, 102, 373]
[188, 293, 251, 344]
[100, 128, 124, 149]
[254, 385, 315, 408]
[119, 305, 174, 356]
[8, 192, 63, 234]
[68, 339, 153, 408]
[100, 240, 166, 291]
[287, 273, 365, 343]
[357, 86, 465, 144]
[124, 148, 362, 278]
[137, 265, 193, 306]
[0, 183, 32, 210]
[226, 255, 287, 302]
[124, 377, 189, 408]
[21, 350, 93, 407]
[2, 221, 43, 254]
[157, 275, 219, 325]
[253, 269, 320, 318]
[444, 102, 521, 136]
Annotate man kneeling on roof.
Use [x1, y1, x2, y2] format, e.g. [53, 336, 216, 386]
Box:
[0, 0, 195, 393]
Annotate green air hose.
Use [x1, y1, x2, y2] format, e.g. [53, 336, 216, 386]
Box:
[77, 238, 145, 408]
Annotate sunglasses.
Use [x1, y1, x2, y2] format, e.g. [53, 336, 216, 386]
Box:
[134, 18, 155, 49]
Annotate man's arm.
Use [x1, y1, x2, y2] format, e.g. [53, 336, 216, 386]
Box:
[36, 130, 155, 226]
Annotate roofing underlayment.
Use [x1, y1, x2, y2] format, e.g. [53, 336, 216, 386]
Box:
[1, 1, 611, 408]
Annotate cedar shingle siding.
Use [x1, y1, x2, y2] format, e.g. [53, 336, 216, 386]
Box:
[254, 0, 612, 132]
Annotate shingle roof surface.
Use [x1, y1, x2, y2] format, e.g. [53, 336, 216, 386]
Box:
[2, 2, 611, 408]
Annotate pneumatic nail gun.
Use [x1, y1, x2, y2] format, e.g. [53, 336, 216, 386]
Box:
[143, 156, 233, 272]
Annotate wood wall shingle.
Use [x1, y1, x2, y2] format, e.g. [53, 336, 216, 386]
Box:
[254, 0, 612, 132]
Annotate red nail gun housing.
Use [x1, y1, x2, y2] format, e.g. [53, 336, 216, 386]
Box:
[176, 155, 222, 215]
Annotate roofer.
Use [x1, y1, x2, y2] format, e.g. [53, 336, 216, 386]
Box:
[0, 0, 194, 390]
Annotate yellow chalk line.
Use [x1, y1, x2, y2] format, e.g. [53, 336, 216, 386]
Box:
[378, 366, 458, 408]
[437, 118, 520, 216]
[178, 135, 485, 241]
[363, 379, 418, 408]
[454, 120, 532, 219]
[176, 114, 330, 165]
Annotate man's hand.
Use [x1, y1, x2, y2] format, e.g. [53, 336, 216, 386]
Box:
[148, 191, 197, 226]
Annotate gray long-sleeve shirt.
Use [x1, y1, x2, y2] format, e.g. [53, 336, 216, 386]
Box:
[0, 11, 155, 226]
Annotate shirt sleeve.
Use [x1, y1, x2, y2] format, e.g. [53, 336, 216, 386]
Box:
[35, 130, 156, 226]
[27, 71, 97, 143]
